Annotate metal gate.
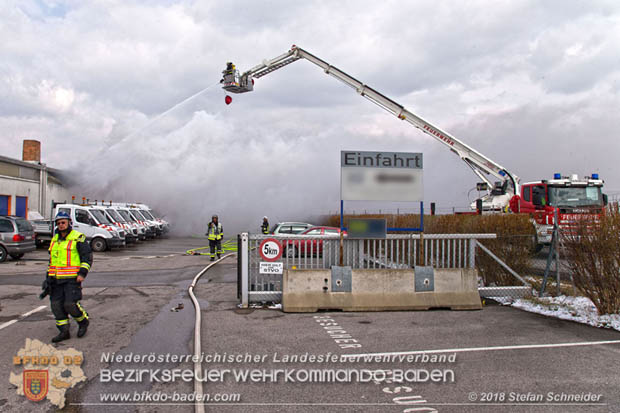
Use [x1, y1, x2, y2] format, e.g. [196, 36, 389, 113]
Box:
[237, 233, 528, 306]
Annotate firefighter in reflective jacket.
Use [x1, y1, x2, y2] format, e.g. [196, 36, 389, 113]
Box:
[46, 211, 93, 343]
[206, 215, 223, 261]
[261, 216, 270, 234]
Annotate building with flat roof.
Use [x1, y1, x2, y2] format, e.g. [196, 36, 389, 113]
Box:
[0, 140, 72, 219]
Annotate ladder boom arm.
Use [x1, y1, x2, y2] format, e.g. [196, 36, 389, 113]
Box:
[223, 46, 519, 194]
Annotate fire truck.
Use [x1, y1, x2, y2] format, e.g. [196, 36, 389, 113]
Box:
[512, 174, 606, 247]
[221, 46, 607, 248]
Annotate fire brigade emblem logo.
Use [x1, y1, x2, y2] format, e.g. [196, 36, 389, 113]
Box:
[23, 370, 48, 402]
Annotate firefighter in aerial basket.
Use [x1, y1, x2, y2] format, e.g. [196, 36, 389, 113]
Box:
[41, 211, 92, 343]
[206, 214, 224, 261]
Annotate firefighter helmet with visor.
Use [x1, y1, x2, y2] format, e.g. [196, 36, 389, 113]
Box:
[54, 211, 71, 223]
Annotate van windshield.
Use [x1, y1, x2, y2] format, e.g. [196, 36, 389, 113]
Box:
[132, 210, 148, 220]
[107, 209, 124, 222]
[142, 210, 155, 220]
[90, 210, 111, 224]
[118, 210, 135, 222]
[130, 210, 145, 221]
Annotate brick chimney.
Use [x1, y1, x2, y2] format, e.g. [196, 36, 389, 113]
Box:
[22, 140, 41, 163]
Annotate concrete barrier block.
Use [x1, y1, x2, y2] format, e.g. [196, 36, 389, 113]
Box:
[282, 267, 482, 312]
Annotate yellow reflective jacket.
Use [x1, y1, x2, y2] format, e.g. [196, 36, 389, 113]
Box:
[48, 230, 91, 279]
[207, 222, 223, 241]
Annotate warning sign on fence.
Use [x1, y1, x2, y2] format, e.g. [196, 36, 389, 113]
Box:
[259, 262, 284, 274]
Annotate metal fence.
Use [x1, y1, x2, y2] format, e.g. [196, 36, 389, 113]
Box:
[237, 233, 532, 306]
[521, 237, 575, 297]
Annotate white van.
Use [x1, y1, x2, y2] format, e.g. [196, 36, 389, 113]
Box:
[130, 208, 162, 237]
[113, 207, 151, 240]
[90, 206, 137, 244]
[104, 207, 141, 242]
[54, 204, 125, 252]
[134, 204, 170, 233]
[127, 208, 158, 238]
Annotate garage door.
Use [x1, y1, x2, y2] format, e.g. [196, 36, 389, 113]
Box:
[16, 196, 27, 218]
[0, 195, 9, 215]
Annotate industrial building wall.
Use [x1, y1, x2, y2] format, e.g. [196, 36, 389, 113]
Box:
[45, 180, 72, 219]
[0, 175, 40, 218]
[0, 174, 72, 219]
[1, 141, 73, 218]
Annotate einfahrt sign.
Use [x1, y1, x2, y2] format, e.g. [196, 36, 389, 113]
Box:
[340, 150, 423, 202]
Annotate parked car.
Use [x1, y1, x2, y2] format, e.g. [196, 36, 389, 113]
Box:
[0, 216, 36, 262]
[270, 222, 314, 235]
[285, 226, 345, 257]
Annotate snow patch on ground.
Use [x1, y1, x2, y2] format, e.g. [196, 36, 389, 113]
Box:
[494, 295, 620, 331]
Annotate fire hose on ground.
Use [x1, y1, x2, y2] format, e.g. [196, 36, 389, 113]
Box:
[187, 252, 236, 413]
[186, 238, 238, 255]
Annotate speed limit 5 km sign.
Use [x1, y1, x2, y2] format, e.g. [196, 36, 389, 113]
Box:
[259, 238, 282, 262]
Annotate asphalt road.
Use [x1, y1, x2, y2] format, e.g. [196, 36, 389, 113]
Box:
[1, 237, 619, 412]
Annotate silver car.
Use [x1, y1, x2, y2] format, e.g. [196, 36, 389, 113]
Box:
[270, 222, 315, 235]
[0, 216, 36, 262]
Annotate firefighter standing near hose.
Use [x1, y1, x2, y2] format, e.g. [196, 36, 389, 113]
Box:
[42, 211, 92, 343]
[206, 215, 223, 261]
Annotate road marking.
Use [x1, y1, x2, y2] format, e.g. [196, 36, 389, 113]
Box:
[120, 254, 177, 260]
[0, 320, 18, 330]
[0, 305, 47, 331]
[313, 315, 362, 349]
[341, 339, 620, 359]
[22, 305, 47, 317]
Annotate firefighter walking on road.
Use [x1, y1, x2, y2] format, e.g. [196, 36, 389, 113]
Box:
[43, 211, 93, 343]
[206, 214, 224, 261]
[261, 216, 270, 234]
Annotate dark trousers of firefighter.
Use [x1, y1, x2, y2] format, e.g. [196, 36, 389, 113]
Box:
[50, 279, 88, 324]
[209, 239, 222, 258]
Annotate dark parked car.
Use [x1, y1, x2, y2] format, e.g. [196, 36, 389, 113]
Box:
[285, 226, 346, 257]
[0, 216, 36, 262]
